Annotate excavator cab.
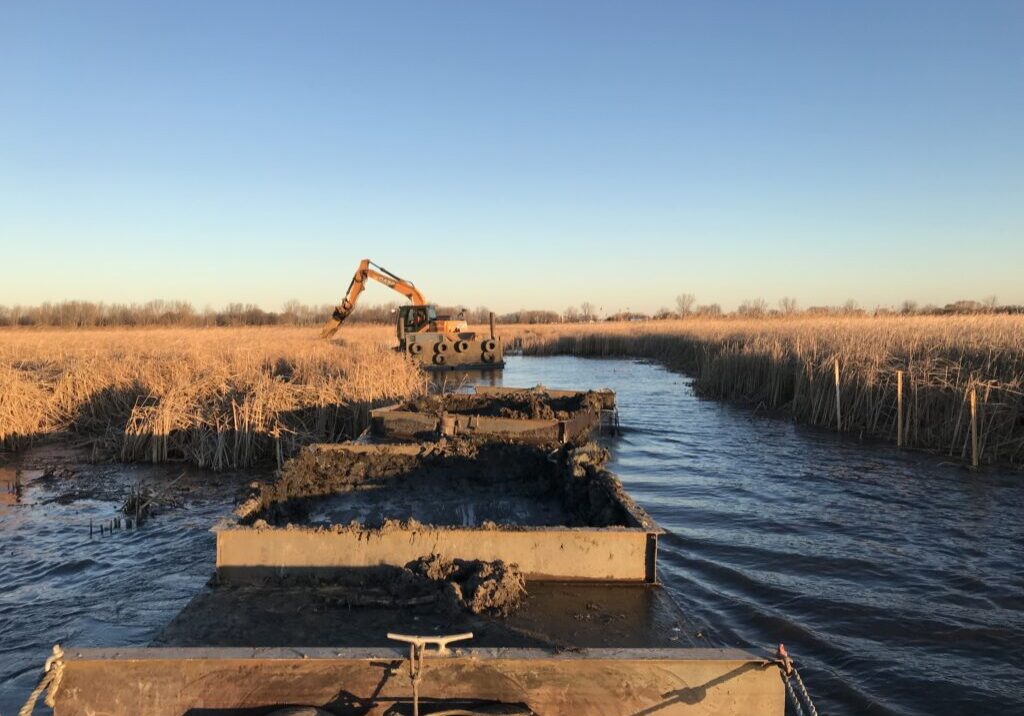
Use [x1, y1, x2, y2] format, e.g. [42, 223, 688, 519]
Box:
[399, 305, 436, 334]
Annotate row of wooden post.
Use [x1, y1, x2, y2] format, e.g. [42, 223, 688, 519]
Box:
[834, 359, 980, 468]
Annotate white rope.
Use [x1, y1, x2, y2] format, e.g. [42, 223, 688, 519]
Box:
[17, 645, 64, 716]
[775, 643, 819, 716]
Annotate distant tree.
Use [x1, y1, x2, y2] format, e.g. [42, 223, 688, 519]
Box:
[842, 299, 861, 315]
[654, 307, 674, 320]
[983, 295, 999, 311]
[580, 302, 597, 321]
[695, 303, 722, 317]
[675, 293, 696, 317]
[944, 300, 985, 314]
[737, 298, 768, 317]
[900, 300, 919, 315]
[563, 305, 580, 322]
[778, 297, 798, 314]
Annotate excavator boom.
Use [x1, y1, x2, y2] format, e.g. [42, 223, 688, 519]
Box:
[320, 259, 427, 338]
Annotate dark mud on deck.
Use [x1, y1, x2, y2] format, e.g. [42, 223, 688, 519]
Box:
[253, 441, 630, 529]
[402, 389, 604, 420]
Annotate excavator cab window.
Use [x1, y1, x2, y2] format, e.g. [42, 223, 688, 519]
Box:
[401, 306, 434, 333]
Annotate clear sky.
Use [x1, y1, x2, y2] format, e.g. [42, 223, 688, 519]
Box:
[2, 1, 1022, 315]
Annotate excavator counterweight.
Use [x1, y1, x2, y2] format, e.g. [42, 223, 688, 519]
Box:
[321, 258, 504, 371]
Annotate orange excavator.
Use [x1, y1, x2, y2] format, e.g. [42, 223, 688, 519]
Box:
[321, 259, 503, 370]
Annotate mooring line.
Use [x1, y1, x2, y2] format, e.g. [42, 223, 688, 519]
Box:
[17, 644, 64, 716]
[774, 643, 820, 716]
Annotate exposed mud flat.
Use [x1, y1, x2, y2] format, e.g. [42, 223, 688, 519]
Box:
[238, 440, 648, 530]
[402, 388, 607, 421]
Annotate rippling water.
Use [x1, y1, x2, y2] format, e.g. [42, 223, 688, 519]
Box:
[1, 356, 1021, 715]
[0, 457, 253, 713]
[491, 357, 1024, 716]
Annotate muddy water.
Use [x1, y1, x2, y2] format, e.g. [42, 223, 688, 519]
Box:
[1, 356, 1021, 715]
[484, 357, 1024, 716]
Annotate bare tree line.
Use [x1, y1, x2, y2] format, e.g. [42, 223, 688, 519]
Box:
[1, 295, 1020, 329]
[0, 300, 410, 328]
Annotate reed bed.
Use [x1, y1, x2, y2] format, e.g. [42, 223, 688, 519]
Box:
[509, 316, 1024, 468]
[0, 325, 424, 470]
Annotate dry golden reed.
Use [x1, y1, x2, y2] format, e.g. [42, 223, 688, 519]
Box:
[509, 315, 1024, 467]
[0, 325, 424, 469]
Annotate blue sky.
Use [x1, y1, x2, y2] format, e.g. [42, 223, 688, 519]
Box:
[2, 1, 1022, 314]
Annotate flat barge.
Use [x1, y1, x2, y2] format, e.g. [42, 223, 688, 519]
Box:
[44, 386, 785, 715]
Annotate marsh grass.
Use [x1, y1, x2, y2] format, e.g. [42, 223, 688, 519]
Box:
[0, 325, 424, 469]
[5, 317, 1022, 469]
[510, 316, 1024, 467]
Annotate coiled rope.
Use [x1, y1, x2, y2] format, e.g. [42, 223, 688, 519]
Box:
[775, 643, 819, 716]
[17, 644, 65, 716]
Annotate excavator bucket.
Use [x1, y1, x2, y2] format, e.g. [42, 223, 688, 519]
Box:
[320, 312, 344, 339]
[321, 299, 357, 339]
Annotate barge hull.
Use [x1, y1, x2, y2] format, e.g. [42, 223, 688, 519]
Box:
[54, 647, 784, 716]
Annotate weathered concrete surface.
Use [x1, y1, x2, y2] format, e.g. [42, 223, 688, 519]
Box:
[54, 647, 785, 716]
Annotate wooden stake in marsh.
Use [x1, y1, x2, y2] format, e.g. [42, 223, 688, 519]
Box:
[897, 370, 904, 448]
[834, 358, 842, 430]
[970, 385, 979, 468]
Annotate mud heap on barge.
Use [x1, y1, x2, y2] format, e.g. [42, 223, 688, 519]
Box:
[48, 386, 785, 715]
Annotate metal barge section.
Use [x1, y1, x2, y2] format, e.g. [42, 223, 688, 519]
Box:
[370, 386, 617, 445]
[220, 441, 660, 583]
[53, 646, 783, 715]
[54, 579, 784, 714]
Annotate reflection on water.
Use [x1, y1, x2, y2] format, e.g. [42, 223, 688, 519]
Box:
[0, 356, 1021, 715]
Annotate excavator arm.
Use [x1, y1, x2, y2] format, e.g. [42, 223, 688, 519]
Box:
[320, 259, 428, 338]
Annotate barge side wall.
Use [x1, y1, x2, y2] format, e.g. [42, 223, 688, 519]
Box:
[217, 526, 657, 582]
[54, 647, 785, 716]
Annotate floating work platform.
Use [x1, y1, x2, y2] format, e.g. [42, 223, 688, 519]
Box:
[370, 386, 617, 445]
